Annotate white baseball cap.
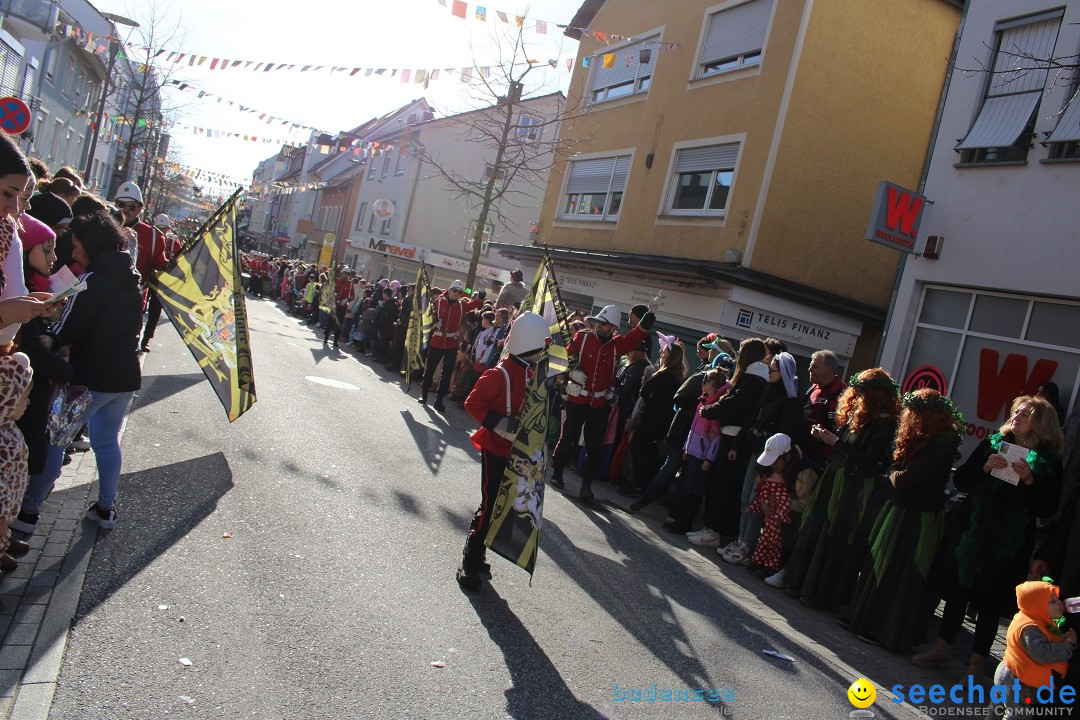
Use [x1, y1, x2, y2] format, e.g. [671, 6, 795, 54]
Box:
[757, 434, 793, 467]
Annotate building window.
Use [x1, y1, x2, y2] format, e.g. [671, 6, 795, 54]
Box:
[367, 209, 376, 232]
[464, 221, 493, 256]
[516, 114, 542, 141]
[366, 155, 376, 180]
[394, 147, 408, 175]
[665, 143, 739, 216]
[356, 202, 367, 230]
[49, 119, 63, 161]
[0, 39, 22, 97]
[956, 10, 1063, 164]
[560, 154, 631, 222]
[696, 0, 774, 79]
[380, 151, 392, 177]
[482, 164, 507, 191]
[62, 57, 75, 97]
[380, 216, 391, 234]
[588, 34, 659, 104]
[1046, 84, 1080, 158]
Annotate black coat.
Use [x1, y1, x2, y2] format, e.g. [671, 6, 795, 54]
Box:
[53, 251, 142, 393]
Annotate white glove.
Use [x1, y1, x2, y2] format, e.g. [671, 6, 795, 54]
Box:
[494, 416, 519, 440]
[602, 388, 616, 403]
[569, 368, 587, 386]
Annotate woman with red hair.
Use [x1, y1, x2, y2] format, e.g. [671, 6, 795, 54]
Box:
[783, 368, 900, 609]
[847, 389, 965, 650]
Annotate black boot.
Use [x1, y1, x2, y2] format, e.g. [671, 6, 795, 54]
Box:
[418, 391, 428, 406]
[579, 479, 594, 502]
[433, 395, 446, 412]
[549, 469, 565, 489]
[456, 564, 483, 590]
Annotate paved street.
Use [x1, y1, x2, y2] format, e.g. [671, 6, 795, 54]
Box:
[14, 298, 973, 719]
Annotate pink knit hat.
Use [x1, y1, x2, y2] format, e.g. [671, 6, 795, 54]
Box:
[20, 213, 56, 253]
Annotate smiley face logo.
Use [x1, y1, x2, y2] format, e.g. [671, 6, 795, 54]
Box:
[847, 678, 876, 708]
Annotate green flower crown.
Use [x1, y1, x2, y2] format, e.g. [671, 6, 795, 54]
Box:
[848, 373, 900, 394]
[902, 391, 966, 433]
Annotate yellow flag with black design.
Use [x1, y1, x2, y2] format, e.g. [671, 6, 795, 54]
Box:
[150, 188, 256, 422]
[519, 253, 571, 377]
[404, 264, 433, 389]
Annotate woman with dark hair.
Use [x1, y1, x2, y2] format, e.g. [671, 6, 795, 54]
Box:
[49, 211, 142, 529]
[38, 177, 80, 207]
[688, 337, 770, 547]
[783, 368, 901, 609]
[847, 389, 965, 651]
[0, 130, 53, 339]
[628, 337, 687, 493]
[1037, 382, 1065, 426]
[912, 395, 1063, 680]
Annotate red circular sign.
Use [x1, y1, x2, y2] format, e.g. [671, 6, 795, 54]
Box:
[902, 365, 948, 395]
[0, 97, 31, 135]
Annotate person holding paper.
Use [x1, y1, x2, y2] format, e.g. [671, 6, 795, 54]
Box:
[912, 395, 1063, 684]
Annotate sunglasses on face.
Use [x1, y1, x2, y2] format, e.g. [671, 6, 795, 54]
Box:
[117, 202, 140, 212]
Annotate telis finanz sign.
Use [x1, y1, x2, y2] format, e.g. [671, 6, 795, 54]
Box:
[865, 180, 927, 254]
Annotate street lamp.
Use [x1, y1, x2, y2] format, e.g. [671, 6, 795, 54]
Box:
[81, 11, 139, 188]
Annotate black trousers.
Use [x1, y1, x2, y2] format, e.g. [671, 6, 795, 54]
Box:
[421, 346, 458, 398]
[142, 289, 163, 347]
[552, 401, 609, 484]
[323, 307, 346, 345]
[462, 450, 509, 568]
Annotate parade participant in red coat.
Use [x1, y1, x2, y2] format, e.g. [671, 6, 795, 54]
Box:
[550, 304, 654, 501]
[114, 182, 166, 351]
[458, 311, 551, 590]
[419, 279, 483, 412]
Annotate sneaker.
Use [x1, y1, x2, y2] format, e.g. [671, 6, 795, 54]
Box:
[764, 569, 786, 588]
[720, 540, 748, 564]
[10, 510, 38, 534]
[85, 503, 116, 529]
[71, 435, 91, 452]
[687, 529, 721, 548]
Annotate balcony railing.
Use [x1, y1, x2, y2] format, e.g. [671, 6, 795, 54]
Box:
[1, 0, 53, 30]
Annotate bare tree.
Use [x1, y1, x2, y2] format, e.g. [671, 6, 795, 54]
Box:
[410, 20, 588, 290]
[955, 39, 1080, 116]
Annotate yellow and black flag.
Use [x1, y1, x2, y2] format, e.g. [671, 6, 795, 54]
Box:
[404, 263, 433, 389]
[150, 188, 256, 422]
[519, 252, 571, 377]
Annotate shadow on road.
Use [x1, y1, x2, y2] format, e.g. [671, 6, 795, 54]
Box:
[398, 409, 476, 477]
[465, 585, 605, 719]
[72, 452, 234, 622]
[128, 373, 206, 414]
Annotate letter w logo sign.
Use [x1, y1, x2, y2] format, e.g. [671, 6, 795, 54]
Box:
[866, 180, 927, 255]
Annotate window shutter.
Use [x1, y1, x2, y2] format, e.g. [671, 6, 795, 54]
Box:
[590, 36, 658, 93]
[610, 155, 631, 191]
[566, 157, 617, 194]
[0, 40, 21, 97]
[675, 144, 740, 173]
[1047, 94, 1080, 143]
[958, 16, 1061, 149]
[700, 0, 773, 67]
[20, 57, 36, 101]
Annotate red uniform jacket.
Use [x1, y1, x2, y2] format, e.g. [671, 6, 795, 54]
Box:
[131, 221, 167, 283]
[430, 293, 483, 350]
[566, 324, 648, 408]
[335, 277, 356, 308]
[465, 354, 532, 457]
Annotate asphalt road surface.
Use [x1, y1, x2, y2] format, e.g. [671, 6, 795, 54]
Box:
[48, 297, 914, 720]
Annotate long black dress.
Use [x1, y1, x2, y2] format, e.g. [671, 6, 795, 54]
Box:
[783, 418, 896, 608]
[848, 431, 959, 651]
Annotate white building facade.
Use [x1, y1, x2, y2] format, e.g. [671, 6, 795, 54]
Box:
[879, 0, 1080, 455]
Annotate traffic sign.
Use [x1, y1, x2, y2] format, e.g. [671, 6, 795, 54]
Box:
[0, 97, 31, 135]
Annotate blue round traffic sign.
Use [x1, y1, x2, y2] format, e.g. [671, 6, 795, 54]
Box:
[0, 97, 31, 135]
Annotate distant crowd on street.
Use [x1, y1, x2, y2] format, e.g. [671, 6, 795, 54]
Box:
[251, 251, 1080, 709]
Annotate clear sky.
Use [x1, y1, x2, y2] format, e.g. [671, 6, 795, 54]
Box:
[87, 0, 589, 187]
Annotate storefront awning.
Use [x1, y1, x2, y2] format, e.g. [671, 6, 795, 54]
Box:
[491, 243, 885, 326]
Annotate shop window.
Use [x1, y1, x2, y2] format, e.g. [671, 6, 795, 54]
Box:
[918, 288, 971, 328]
[969, 294, 1027, 338]
[1027, 302, 1080, 348]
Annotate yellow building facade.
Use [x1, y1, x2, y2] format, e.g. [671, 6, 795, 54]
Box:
[518, 0, 961, 371]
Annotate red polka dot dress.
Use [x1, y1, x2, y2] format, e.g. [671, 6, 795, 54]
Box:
[747, 474, 791, 570]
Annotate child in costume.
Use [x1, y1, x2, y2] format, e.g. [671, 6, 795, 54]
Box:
[994, 579, 1076, 718]
[0, 353, 33, 570]
[745, 433, 795, 575]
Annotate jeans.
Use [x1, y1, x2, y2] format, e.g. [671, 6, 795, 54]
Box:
[738, 460, 764, 552]
[21, 389, 133, 514]
[641, 443, 684, 503]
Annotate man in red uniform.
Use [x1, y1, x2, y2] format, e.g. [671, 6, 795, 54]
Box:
[550, 304, 654, 501]
[458, 311, 551, 590]
[419, 279, 483, 412]
[114, 182, 167, 351]
[323, 266, 356, 348]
